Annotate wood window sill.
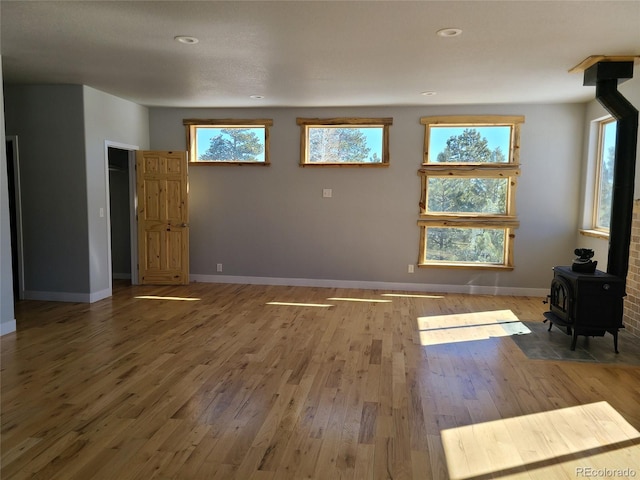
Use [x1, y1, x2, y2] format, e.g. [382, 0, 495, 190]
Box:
[579, 229, 609, 240]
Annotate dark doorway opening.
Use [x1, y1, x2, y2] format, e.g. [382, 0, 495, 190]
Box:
[6, 138, 20, 301]
[108, 147, 132, 285]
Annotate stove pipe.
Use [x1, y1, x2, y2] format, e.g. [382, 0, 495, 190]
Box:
[584, 61, 639, 286]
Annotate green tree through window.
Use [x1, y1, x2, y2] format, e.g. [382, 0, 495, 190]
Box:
[200, 128, 264, 162]
[435, 129, 506, 163]
[595, 120, 617, 230]
[418, 115, 523, 268]
[427, 228, 505, 263]
[427, 178, 507, 214]
[297, 118, 392, 166]
[184, 119, 272, 165]
[427, 130, 508, 262]
[308, 128, 372, 163]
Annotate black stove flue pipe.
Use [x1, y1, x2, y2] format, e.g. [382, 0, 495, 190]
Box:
[584, 61, 639, 287]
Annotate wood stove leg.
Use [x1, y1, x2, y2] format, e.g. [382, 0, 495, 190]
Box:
[570, 330, 578, 351]
[613, 331, 619, 354]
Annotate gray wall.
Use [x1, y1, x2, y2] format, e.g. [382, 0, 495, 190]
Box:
[150, 103, 585, 292]
[3, 84, 149, 302]
[83, 86, 149, 296]
[1, 57, 16, 334]
[4, 85, 90, 298]
[4, 79, 632, 313]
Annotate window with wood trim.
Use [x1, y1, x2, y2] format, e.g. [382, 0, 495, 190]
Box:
[418, 115, 524, 269]
[296, 117, 392, 167]
[184, 119, 273, 165]
[593, 117, 616, 232]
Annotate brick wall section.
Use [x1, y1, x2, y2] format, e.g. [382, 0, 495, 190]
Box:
[623, 199, 640, 338]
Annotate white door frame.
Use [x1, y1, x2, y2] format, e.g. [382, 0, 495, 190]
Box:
[104, 141, 139, 286]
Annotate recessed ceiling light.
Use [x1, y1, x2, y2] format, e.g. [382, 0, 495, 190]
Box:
[174, 35, 199, 45]
[421, 91, 437, 96]
[249, 95, 265, 100]
[436, 28, 462, 37]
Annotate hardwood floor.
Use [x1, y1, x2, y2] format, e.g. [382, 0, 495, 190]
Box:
[2, 282, 639, 479]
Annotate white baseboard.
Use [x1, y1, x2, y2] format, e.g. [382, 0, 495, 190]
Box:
[1, 319, 17, 336]
[24, 288, 112, 303]
[190, 274, 548, 297]
[89, 288, 112, 303]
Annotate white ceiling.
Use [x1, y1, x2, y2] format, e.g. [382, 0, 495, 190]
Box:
[1, 1, 639, 108]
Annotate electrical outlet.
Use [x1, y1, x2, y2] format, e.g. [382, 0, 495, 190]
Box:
[408, 264, 415, 273]
[216, 263, 223, 272]
[322, 188, 332, 198]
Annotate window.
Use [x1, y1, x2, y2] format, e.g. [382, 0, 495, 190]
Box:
[184, 119, 273, 165]
[418, 115, 524, 269]
[296, 117, 392, 166]
[593, 118, 617, 231]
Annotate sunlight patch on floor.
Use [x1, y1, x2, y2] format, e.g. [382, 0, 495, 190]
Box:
[135, 295, 201, 301]
[327, 297, 393, 303]
[417, 309, 531, 346]
[265, 301, 334, 308]
[441, 401, 640, 479]
[381, 293, 445, 299]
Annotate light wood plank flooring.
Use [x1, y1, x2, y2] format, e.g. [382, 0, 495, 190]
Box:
[2, 282, 639, 479]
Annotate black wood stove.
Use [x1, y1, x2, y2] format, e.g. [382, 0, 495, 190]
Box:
[544, 266, 624, 353]
[544, 59, 638, 354]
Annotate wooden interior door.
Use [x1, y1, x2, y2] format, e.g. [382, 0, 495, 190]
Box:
[136, 150, 189, 285]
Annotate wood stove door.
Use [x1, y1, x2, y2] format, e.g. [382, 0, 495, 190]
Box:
[550, 274, 573, 324]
